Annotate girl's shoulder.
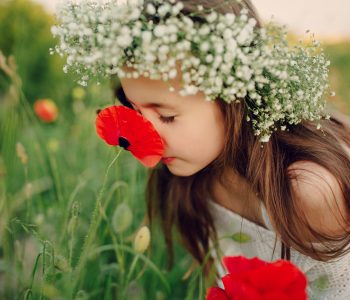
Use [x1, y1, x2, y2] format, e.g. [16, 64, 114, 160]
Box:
[287, 160, 349, 238]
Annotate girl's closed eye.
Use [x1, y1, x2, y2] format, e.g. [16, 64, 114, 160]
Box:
[159, 114, 176, 123]
[131, 104, 176, 124]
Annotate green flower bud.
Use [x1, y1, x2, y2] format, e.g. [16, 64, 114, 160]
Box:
[133, 226, 151, 254]
[112, 202, 133, 233]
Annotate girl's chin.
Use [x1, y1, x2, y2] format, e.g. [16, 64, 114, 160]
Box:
[166, 162, 203, 177]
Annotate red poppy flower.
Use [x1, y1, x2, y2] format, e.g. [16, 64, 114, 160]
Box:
[206, 256, 307, 300]
[33, 99, 58, 122]
[95, 105, 164, 167]
[206, 287, 230, 300]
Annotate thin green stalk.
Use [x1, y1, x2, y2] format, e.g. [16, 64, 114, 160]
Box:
[120, 254, 140, 300]
[39, 241, 49, 300]
[47, 154, 65, 205]
[198, 271, 204, 300]
[24, 289, 33, 300]
[125, 254, 140, 288]
[59, 180, 86, 245]
[68, 215, 78, 268]
[102, 181, 129, 275]
[71, 150, 122, 296]
[185, 233, 234, 299]
[89, 244, 170, 294]
[27, 252, 43, 297]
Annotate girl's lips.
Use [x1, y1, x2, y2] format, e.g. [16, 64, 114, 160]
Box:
[161, 157, 175, 164]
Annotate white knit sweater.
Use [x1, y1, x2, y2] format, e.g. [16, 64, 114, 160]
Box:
[208, 200, 350, 300]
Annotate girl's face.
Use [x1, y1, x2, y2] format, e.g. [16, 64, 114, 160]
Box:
[119, 66, 225, 176]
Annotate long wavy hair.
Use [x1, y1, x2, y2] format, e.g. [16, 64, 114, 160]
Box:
[114, 0, 350, 277]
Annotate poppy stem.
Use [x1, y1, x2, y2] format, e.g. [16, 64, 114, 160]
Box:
[71, 149, 122, 296]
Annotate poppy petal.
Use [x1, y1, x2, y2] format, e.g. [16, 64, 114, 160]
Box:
[96, 106, 121, 145]
[248, 260, 307, 292]
[115, 106, 164, 167]
[95, 105, 164, 167]
[223, 256, 267, 275]
[222, 274, 261, 299]
[205, 287, 230, 300]
[261, 292, 290, 300]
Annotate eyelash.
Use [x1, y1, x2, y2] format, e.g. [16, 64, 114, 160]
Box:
[159, 115, 175, 123]
[130, 105, 175, 124]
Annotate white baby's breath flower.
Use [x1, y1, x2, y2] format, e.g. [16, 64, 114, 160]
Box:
[159, 45, 169, 54]
[146, 3, 156, 15]
[158, 3, 171, 17]
[52, 0, 331, 142]
[142, 31, 152, 44]
[132, 26, 141, 37]
[206, 11, 217, 23]
[199, 25, 210, 36]
[117, 35, 132, 47]
[205, 54, 214, 63]
[51, 25, 59, 35]
[154, 25, 167, 37]
[224, 13, 235, 26]
[215, 43, 224, 54]
[237, 28, 252, 45]
[174, 1, 184, 12]
[216, 22, 226, 32]
[185, 85, 199, 95]
[223, 28, 233, 39]
[200, 42, 210, 52]
[227, 38, 237, 50]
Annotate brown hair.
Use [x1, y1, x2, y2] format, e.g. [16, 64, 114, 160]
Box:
[143, 100, 350, 275]
[115, 0, 350, 278]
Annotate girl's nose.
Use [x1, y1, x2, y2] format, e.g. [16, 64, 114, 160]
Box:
[139, 110, 167, 146]
[152, 124, 166, 146]
[151, 121, 167, 147]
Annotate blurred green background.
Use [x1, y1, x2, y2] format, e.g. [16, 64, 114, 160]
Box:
[0, 0, 349, 299]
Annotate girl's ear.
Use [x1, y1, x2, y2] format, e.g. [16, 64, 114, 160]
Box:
[115, 86, 133, 109]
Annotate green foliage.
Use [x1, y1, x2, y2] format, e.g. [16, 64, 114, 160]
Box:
[0, 0, 75, 104]
[0, 51, 201, 299]
[324, 42, 350, 114]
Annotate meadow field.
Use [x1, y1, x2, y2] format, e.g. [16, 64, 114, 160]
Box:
[1, 1, 350, 299]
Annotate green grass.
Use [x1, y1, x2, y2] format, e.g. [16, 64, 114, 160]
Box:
[0, 61, 205, 299]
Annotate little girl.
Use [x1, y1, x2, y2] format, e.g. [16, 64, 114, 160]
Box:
[53, 0, 350, 298]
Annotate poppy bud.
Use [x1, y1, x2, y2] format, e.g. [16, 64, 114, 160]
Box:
[112, 202, 133, 233]
[133, 226, 151, 254]
[34, 99, 58, 123]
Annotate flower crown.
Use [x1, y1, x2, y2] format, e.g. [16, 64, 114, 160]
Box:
[51, 0, 333, 142]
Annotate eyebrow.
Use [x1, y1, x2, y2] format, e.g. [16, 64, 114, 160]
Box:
[133, 101, 176, 109]
[117, 87, 176, 109]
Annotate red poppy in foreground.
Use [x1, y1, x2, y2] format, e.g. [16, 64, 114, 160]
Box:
[95, 105, 164, 167]
[33, 99, 58, 123]
[206, 256, 307, 300]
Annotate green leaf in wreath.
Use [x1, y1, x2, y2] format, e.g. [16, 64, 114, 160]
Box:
[312, 274, 330, 290]
[231, 232, 252, 243]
